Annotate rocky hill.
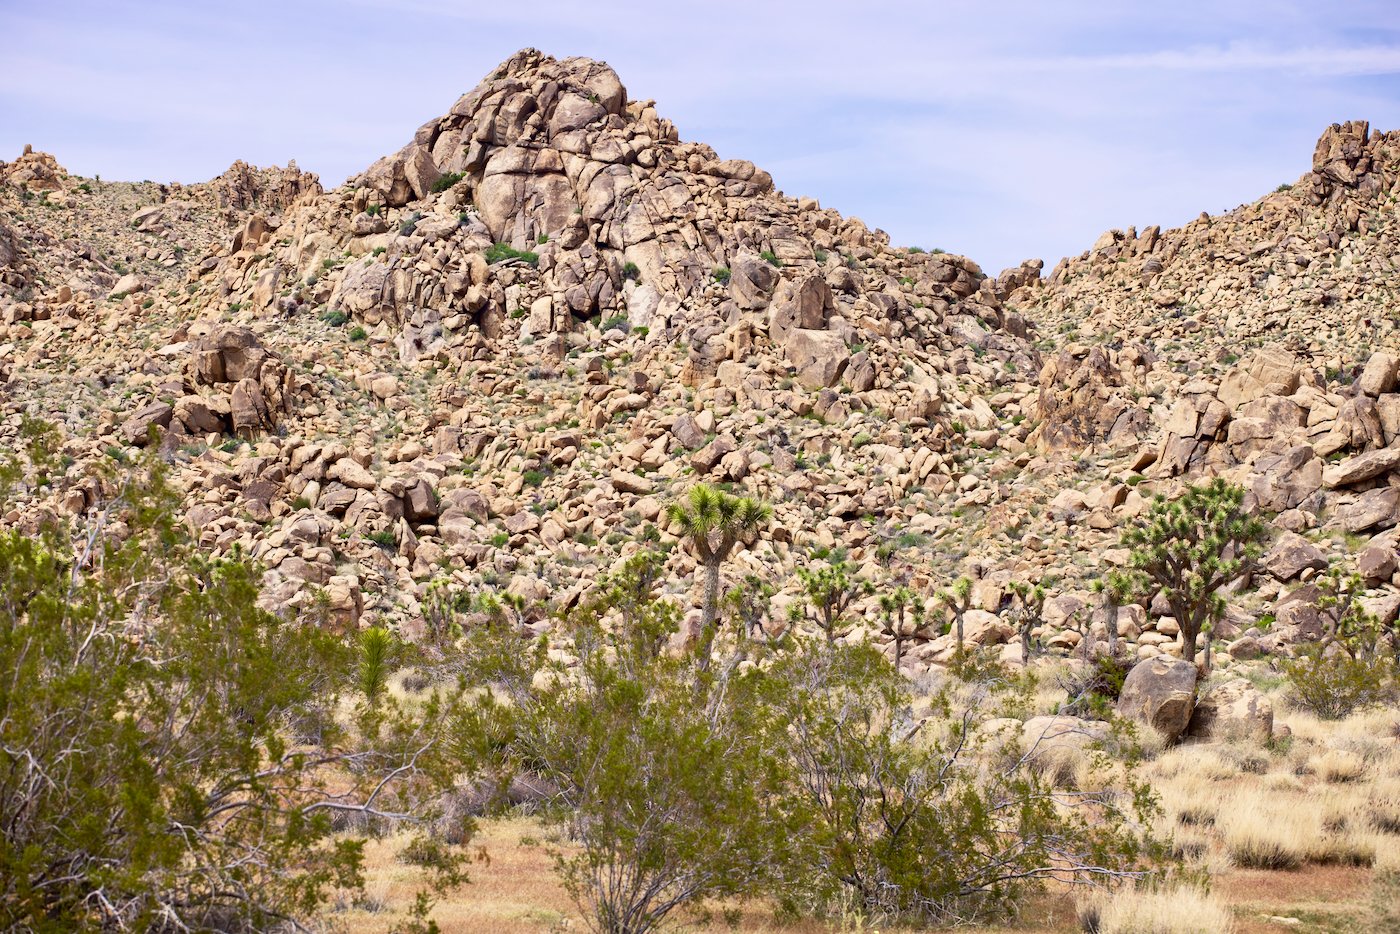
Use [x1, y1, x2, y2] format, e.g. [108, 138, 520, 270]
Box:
[3, 51, 1399, 675]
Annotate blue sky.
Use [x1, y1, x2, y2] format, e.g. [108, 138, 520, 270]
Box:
[4, 0, 1400, 271]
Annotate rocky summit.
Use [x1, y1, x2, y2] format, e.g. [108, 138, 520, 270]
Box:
[2, 49, 1398, 672]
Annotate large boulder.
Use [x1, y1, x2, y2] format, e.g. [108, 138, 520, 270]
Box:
[768, 274, 834, 343]
[1217, 348, 1300, 410]
[730, 253, 779, 309]
[783, 329, 849, 391]
[1323, 447, 1400, 488]
[1116, 656, 1198, 739]
[1359, 352, 1400, 397]
[1263, 531, 1327, 580]
[1188, 678, 1273, 742]
[1339, 487, 1400, 533]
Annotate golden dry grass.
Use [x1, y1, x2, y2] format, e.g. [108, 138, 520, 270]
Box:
[1078, 881, 1234, 934]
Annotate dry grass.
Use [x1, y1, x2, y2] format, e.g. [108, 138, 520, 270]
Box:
[1311, 748, 1368, 783]
[1369, 776, 1400, 835]
[1216, 793, 1310, 869]
[1077, 881, 1234, 934]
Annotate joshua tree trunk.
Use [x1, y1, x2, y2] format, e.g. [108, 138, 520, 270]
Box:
[697, 559, 722, 668]
[1184, 623, 1199, 666]
[955, 612, 964, 654]
[1101, 591, 1118, 657]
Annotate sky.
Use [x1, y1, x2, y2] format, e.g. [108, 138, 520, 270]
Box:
[4, 1, 1400, 271]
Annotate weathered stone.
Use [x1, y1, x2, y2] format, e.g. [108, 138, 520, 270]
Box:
[1117, 656, 1198, 739]
[1188, 678, 1273, 742]
[1263, 531, 1328, 580]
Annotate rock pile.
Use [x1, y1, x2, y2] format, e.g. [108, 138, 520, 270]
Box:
[1, 53, 1397, 683]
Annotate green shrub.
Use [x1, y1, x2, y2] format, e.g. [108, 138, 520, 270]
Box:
[484, 242, 539, 265]
[1283, 647, 1398, 720]
[320, 309, 349, 327]
[760, 250, 783, 267]
[522, 469, 545, 487]
[365, 204, 382, 216]
[348, 325, 368, 341]
[0, 458, 374, 930]
[398, 210, 423, 236]
[712, 266, 731, 283]
[601, 315, 630, 333]
[366, 528, 396, 548]
[430, 171, 465, 193]
[622, 261, 640, 281]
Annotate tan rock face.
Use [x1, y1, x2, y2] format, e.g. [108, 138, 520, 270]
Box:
[1188, 678, 1273, 742]
[1117, 657, 1198, 740]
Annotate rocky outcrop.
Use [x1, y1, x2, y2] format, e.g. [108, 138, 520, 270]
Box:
[203, 160, 322, 215]
[182, 325, 299, 435]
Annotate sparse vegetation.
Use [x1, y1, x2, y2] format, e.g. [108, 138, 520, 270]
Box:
[485, 242, 539, 265]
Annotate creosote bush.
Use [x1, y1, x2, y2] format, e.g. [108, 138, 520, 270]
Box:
[446, 551, 1164, 933]
[0, 439, 464, 931]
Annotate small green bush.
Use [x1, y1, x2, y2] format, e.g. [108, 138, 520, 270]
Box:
[622, 261, 640, 281]
[320, 309, 349, 327]
[712, 266, 731, 283]
[348, 325, 368, 341]
[484, 243, 539, 265]
[1283, 648, 1398, 720]
[760, 250, 783, 268]
[601, 315, 630, 333]
[430, 171, 465, 193]
[398, 211, 423, 236]
[522, 469, 545, 487]
[366, 529, 396, 548]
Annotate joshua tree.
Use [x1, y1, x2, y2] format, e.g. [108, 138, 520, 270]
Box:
[724, 574, 777, 642]
[1007, 580, 1046, 668]
[1091, 571, 1133, 659]
[795, 551, 873, 645]
[1120, 478, 1268, 665]
[879, 585, 925, 668]
[938, 576, 973, 656]
[668, 483, 771, 666]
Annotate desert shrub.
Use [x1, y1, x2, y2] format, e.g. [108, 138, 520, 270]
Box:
[0, 460, 361, 929]
[1283, 646, 1398, 720]
[1059, 654, 1134, 720]
[398, 210, 423, 235]
[712, 265, 731, 283]
[760, 249, 782, 267]
[446, 566, 1161, 932]
[484, 242, 539, 265]
[759, 643, 1161, 924]
[451, 564, 789, 934]
[430, 171, 465, 193]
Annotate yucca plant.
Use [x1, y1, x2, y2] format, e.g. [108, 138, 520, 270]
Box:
[1119, 478, 1269, 663]
[667, 483, 771, 666]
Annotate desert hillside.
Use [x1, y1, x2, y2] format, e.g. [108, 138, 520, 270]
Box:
[1, 48, 1398, 934]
